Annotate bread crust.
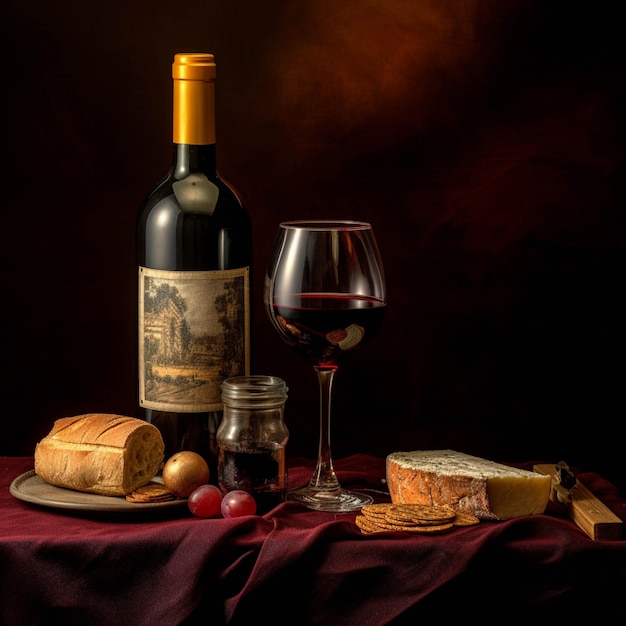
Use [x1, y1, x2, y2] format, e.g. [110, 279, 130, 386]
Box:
[34, 414, 165, 496]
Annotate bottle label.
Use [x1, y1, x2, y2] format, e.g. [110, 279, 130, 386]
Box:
[138, 266, 250, 412]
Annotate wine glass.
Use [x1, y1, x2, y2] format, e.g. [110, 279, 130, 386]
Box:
[264, 220, 387, 512]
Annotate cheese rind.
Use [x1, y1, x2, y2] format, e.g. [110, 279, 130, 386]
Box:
[386, 449, 551, 520]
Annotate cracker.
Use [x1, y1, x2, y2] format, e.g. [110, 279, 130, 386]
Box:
[126, 494, 175, 503]
[387, 503, 456, 523]
[356, 514, 455, 535]
[355, 515, 384, 534]
[453, 511, 481, 526]
[372, 517, 453, 533]
[362, 503, 456, 527]
[384, 511, 455, 526]
[393, 521, 454, 534]
[357, 502, 473, 536]
[125, 482, 176, 503]
[361, 503, 395, 516]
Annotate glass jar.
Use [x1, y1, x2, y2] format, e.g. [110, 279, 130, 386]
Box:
[217, 375, 289, 514]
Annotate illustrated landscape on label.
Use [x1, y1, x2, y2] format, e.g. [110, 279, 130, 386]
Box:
[142, 274, 246, 407]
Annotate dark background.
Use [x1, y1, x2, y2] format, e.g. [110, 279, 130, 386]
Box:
[2, 1, 624, 494]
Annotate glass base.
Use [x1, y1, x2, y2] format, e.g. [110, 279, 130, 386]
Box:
[286, 486, 373, 513]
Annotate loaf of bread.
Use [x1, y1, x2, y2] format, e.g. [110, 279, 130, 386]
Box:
[386, 449, 552, 520]
[34, 413, 165, 496]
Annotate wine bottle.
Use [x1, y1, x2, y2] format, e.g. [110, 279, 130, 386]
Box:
[136, 53, 252, 481]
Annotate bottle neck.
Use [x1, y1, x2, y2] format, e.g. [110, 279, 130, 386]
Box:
[173, 144, 217, 178]
[171, 58, 217, 179]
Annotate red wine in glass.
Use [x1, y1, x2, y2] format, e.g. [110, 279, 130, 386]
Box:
[271, 294, 386, 366]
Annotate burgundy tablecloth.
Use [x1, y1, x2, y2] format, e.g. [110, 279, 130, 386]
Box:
[2, 455, 625, 625]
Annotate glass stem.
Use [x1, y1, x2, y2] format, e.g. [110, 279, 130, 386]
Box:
[309, 365, 341, 492]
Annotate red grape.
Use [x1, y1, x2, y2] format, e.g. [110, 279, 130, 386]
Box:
[188, 484, 223, 518]
[221, 490, 257, 518]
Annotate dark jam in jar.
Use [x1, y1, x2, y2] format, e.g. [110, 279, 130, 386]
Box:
[218, 444, 286, 513]
[217, 376, 289, 515]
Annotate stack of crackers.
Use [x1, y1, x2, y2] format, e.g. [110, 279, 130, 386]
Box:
[125, 482, 177, 504]
[355, 503, 480, 535]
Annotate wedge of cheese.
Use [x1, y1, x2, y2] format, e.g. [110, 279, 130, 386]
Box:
[386, 449, 552, 520]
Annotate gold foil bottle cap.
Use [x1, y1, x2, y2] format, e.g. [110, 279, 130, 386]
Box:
[172, 53, 216, 145]
[172, 53, 216, 81]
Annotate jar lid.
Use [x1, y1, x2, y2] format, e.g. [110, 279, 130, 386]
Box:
[221, 375, 288, 404]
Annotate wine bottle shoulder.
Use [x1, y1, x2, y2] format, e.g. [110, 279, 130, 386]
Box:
[137, 169, 252, 271]
[140, 168, 246, 208]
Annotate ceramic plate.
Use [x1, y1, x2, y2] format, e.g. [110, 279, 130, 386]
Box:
[10, 470, 188, 513]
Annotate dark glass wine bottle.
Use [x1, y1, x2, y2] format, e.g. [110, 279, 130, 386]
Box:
[136, 53, 252, 482]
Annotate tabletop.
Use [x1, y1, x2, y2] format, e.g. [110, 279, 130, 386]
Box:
[2, 454, 625, 625]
